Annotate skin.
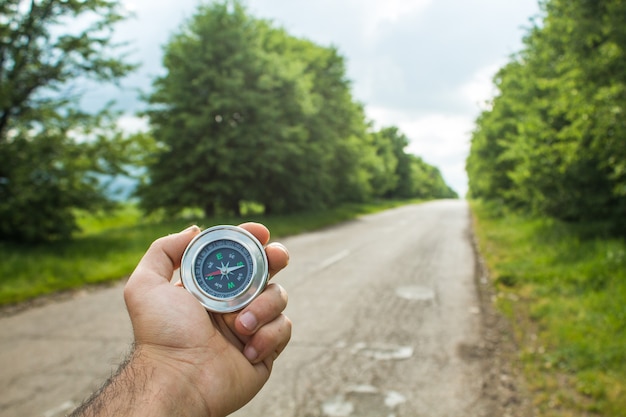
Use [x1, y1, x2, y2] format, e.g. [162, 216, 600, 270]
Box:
[70, 222, 292, 417]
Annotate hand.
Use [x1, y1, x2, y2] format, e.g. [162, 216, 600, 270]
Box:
[72, 223, 291, 417]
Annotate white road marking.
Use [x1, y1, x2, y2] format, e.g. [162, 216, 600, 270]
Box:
[315, 249, 351, 272]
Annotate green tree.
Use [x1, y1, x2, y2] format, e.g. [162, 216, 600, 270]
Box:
[368, 127, 400, 198]
[140, 1, 249, 216]
[377, 127, 413, 198]
[506, 1, 620, 222]
[139, 1, 297, 216]
[375, 126, 457, 200]
[0, 0, 136, 242]
[466, 61, 527, 206]
[247, 28, 375, 212]
[467, 0, 626, 233]
[139, 0, 376, 216]
[409, 156, 457, 199]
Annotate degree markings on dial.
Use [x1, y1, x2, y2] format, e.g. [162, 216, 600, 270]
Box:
[195, 237, 256, 298]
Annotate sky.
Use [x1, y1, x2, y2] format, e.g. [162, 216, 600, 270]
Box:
[84, 0, 543, 197]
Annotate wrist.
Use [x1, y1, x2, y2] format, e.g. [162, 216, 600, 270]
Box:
[71, 345, 211, 417]
[128, 345, 211, 417]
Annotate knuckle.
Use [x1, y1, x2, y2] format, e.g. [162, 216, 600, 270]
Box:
[268, 283, 288, 304]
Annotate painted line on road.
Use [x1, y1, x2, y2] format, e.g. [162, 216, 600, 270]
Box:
[315, 249, 351, 272]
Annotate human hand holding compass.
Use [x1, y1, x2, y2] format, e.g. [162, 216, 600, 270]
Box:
[71, 223, 291, 417]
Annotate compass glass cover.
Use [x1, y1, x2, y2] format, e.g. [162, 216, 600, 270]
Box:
[180, 225, 269, 313]
[194, 238, 254, 299]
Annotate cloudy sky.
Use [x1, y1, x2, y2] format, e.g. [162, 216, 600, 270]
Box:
[86, 0, 542, 196]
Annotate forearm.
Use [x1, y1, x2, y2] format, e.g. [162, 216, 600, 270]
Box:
[70, 347, 207, 417]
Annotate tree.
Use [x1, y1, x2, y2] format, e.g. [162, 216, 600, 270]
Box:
[466, 61, 527, 206]
[138, 0, 264, 217]
[376, 127, 413, 198]
[409, 156, 457, 199]
[0, 0, 136, 242]
[374, 126, 457, 200]
[139, 0, 376, 216]
[266, 37, 376, 209]
[368, 127, 399, 198]
[467, 0, 626, 234]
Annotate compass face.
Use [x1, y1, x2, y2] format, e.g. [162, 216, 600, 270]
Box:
[180, 226, 269, 313]
[194, 239, 254, 299]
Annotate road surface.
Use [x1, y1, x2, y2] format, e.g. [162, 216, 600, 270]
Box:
[0, 200, 516, 417]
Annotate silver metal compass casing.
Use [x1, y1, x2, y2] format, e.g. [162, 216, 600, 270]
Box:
[180, 225, 269, 313]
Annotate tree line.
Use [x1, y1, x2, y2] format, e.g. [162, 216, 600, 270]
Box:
[466, 0, 626, 235]
[0, 0, 456, 243]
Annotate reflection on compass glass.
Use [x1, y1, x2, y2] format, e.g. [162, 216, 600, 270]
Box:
[194, 239, 254, 299]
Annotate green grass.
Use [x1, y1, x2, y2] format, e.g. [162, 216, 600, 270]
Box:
[471, 200, 626, 416]
[0, 199, 420, 305]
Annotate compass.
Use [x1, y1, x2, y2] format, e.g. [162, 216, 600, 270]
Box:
[180, 225, 269, 313]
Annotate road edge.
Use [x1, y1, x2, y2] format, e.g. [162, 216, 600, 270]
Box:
[467, 206, 534, 417]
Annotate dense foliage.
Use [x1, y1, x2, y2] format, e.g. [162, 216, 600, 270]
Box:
[138, 0, 456, 217]
[466, 0, 626, 235]
[0, 0, 136, 242]
[0, 0, 456, 243]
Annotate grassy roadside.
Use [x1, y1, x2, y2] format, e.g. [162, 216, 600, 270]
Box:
[471, 201, 626, 416]
[0, 199, 420, 306]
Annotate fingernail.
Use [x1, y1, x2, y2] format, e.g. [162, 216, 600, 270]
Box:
[181, 225, 200, 234]
[239, 311, 258, 331]
[244, 345, 258, 362]
[270, 242, 290, 263]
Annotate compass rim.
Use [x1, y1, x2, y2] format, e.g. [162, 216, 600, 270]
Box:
[180, 225, 269, 313]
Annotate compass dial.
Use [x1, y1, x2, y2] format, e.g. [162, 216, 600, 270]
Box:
[180, 225, 269, 313]
[194, 239, 253, 299]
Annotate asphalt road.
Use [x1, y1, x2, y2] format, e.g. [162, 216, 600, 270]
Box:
[0, 199, 496, 417]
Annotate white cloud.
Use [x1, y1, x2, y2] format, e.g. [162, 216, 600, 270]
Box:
[349, 0, 433, 39]
[365, 60, 506, 197]
[357, 59, 408, 103]
[459, 61, 503, 112]
[401, 114, 473, 197]
[117, 115, 149, 133]
[359, 0, 432, 21]
[121, 0, 137, 14]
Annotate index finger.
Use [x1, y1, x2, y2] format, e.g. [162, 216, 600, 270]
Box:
[238, 222, 289, 278]
[238, 222, 270, 245]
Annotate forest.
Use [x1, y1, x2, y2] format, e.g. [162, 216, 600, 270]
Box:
[468, 1, 626, 414]
[0, 0, 456, 243]
[466, 0, 626, 235]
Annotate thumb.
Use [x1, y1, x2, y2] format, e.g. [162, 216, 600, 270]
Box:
[127, 225, 201, 291]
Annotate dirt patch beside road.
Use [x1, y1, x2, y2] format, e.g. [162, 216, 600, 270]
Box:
[470, 227, 534, 417]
